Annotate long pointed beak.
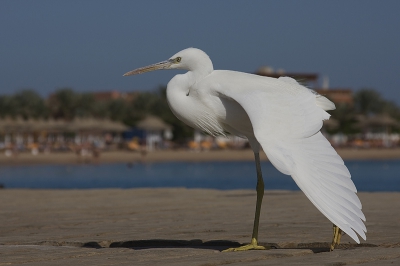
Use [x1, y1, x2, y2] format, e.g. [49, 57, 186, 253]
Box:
[123, 60, 172, 76]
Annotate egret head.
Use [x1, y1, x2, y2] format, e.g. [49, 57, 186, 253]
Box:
[123, 48, 213, 77]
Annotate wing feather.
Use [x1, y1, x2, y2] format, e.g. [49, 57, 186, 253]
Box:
[265, 133, 366, 243]
[212, 71, 366, 243]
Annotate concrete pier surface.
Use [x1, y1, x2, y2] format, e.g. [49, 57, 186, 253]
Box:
[1, 188, 399, 265]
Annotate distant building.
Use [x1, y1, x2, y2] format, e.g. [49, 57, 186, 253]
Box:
[255, 66, 353, 106]
[256, 66, 319, 88]
[48, 90, 139, 103]
[315, 88, 353, 106]
[91, 91, 139, 102]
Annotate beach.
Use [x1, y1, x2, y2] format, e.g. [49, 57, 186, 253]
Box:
[1, 149, 399, 265]
[1, 148, 400, 166]
[1, 188, 399, 265]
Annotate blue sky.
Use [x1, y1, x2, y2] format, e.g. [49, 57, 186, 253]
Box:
[1, 0, 399, 103]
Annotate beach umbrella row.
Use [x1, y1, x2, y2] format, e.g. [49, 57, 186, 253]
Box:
[322, 115, 399, 132]
[355, 114, 399, 128]
[0, 117, 130, 133]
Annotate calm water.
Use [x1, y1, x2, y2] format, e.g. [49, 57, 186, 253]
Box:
[0, 160, 399, 191]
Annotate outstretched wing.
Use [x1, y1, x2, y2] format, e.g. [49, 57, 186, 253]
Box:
[212, 71, 366, 243]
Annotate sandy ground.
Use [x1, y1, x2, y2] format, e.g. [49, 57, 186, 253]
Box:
[0, 188, 399, 265]
[1, 148, 400, 166]
[1, 149, 399, 264]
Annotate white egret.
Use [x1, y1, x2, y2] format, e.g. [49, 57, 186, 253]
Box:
[123, 48, 366, 251]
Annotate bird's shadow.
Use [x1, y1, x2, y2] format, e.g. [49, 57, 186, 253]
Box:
[81, 239, 347, 253]
[83, 239, 243, 251]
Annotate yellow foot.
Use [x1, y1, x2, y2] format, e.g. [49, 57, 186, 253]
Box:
[330, 224, 343, 252]
[222, 238, 270, 252]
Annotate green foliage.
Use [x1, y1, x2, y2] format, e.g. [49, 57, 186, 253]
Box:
[48, 88, 96, 120]
[3, 86, 398, 140]
[329, 104, 359, 135]
[48, 88, 78, 120]
[353, 89, 400, 119]
[354, 89, 384, 114]
[328, 88, 400, 134]
[0, 87, 194, 141]
[0, 95, 16, 118]
[0, 89, 47, 119]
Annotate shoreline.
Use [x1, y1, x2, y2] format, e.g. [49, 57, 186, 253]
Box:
[0, 148, 400, 166]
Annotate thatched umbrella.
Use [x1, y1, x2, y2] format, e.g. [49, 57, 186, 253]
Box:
[366, 115, 398, 127]
[0, 117, 32, 133]
[0, 117, 129, 133]
[136, 115, 173, 150]
[136, 115, 172, 131]
[355, 114, 399, 133]
[99, 119, 130, 132]
[67, 118, 99, 132]
[26, 118, 68, 133]
[45, 119, 69, 133]
[68, 118, 129, 133]
[0, 118, 15, 133]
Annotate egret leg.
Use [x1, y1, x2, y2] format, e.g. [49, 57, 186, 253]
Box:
[330, 224, 343, 251]
[223, 152, 269, 252]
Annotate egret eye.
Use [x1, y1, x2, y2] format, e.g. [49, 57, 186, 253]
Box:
[176, 57, 181, 63]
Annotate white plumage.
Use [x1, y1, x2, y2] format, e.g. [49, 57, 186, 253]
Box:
[124, 47, 366, 248]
